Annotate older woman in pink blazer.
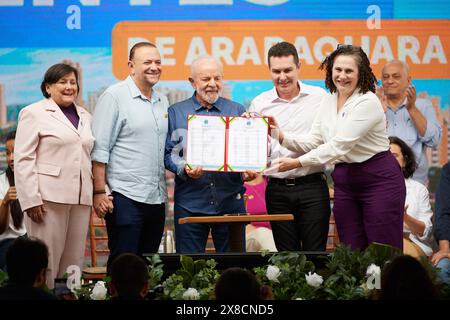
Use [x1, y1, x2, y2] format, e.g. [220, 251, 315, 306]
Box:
[14, 63, 94, 288]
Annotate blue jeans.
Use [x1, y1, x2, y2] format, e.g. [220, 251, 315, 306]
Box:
[105, 192, 165, 273]
[437, 257, 450, 285]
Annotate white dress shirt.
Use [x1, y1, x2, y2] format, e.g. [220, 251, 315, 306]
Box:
[404, 178, 434, 256]
[249, 81, 326, 178]
[282, 90, 389, 166]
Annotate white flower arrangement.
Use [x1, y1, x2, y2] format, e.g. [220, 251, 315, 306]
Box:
[90, 281, 107, 300]
[305, 272, 323, 288]
[266, 265, 281, 283]
[182, 287, 200, 300]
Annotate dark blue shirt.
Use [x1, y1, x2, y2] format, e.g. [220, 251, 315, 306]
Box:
[435, 162, 450, 241]
[164, 94, 246, 215]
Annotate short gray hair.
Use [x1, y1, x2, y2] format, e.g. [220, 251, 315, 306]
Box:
[190, 55, 223, 76]
[382, 59, 410, 77]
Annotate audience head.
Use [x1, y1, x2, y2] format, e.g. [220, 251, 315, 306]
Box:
[389, 136, 417, 179]
[40, 63, 79, 107]
[267, 42, 300, 100]
[110, 253, 149, 299]
[215, 267, 264, 300]
[320, 44, 377, 95]
[6, 237, 48, 288]
[379, 255, 438, 300]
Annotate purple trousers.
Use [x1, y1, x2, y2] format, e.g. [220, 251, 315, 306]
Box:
[331, 151, 405, 250]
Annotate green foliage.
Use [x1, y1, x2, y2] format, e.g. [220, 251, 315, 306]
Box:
[147, 255, 164, 289]
[254, 251, 317, 300]
[0, 269, 8, 287]
[161, 255, 219, 300]
[254, 243, 404, 300]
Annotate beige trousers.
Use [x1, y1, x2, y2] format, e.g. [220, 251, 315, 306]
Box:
[403, 237, 426, 259]
[25, 201, 90, 288]
[246, 225, 278, 252]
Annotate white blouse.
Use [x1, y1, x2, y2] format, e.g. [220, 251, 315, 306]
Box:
[282, 90, 389, 167]
[0, 172, 26, 242]
[404, 178, 434, 256]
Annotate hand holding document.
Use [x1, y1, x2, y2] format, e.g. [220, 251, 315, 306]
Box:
[263, 158, 302, 174]
[186, 115, 268, 172]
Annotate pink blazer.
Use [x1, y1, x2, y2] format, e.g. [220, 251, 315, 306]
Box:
[14, 98, 94, 211]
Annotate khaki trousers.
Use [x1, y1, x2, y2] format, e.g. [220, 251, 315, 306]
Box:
[403, 237, 426, 259]
[25, 201, 90, 288]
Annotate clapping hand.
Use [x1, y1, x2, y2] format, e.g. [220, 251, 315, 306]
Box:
[405, 85, 417, 110]
[376, 86, 388, 112]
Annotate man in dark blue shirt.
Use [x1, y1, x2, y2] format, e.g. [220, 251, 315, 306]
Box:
[433, 162, 450, 284]
[164, 56, 255, 253]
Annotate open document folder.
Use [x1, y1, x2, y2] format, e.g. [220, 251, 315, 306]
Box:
[186, 115, 269, 172]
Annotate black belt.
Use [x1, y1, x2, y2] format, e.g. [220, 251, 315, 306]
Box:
[268, 173, 325, 186]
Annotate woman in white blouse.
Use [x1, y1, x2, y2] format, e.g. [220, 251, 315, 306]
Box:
[389, 136, 434, 258]
[267, 45, 405, 250]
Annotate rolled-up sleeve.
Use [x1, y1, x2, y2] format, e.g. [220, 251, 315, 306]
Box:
[415, 184, 434, 241]
[91, 92, 121, 164]
[418, 101, 441, 148]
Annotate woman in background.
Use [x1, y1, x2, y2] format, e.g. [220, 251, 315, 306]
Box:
[244, 174, 277, 252]
[389, 136, 434, 258]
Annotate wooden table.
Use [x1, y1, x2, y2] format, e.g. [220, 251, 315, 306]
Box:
[178, 214, 294, 252]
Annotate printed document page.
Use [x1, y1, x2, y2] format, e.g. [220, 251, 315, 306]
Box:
[227, 117, 268, 171]
[186, 115, 226, 170]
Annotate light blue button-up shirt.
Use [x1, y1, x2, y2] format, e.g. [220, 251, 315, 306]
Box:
[91, 76, 169, 204]
[386, 97, 441, 184]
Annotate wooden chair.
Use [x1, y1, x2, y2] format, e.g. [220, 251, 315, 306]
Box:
[326, 213, 340, 251]
[326, 189, 339, 251]
[82, 209, 108, 282]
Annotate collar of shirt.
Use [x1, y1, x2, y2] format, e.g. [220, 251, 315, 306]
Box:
[387, 97, 408, 112]
[268, 81, 312, 103]
[125, 75, 161, 104]
[333, 88, 365, 110]
[191, 92, 222, 112]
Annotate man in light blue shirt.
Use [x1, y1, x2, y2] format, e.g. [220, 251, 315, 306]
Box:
[91, 42, 169, 272]
[379, 60, 441, 184]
